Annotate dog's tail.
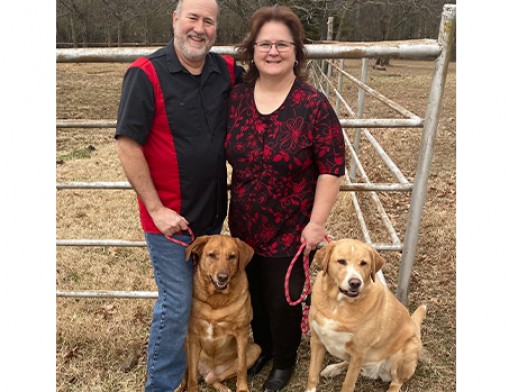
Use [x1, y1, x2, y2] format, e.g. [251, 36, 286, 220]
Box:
[411, 304, 427, 329]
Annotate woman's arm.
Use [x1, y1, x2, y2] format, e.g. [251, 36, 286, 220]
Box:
[301, 174, 343, 255]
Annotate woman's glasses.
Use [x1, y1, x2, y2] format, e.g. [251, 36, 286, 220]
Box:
[254, 41, 295, 53]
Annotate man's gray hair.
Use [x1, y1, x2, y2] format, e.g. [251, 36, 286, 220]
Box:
[175, 0, 220, 18]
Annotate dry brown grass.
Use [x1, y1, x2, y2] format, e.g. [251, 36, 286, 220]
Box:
[56, 58, 455, 391]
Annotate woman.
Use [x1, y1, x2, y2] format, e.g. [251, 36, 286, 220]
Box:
[225, 6, 345, 392]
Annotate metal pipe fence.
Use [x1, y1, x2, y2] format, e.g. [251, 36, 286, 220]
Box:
[56, 4, 456, 305]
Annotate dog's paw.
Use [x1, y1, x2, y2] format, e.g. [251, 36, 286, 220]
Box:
[204, 372, 218, 384]
[320, 362, 348, 378]
[236, 383, 248, 392]
[235, 383, 248, 392]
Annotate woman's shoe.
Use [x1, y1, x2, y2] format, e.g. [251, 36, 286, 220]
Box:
[247, 354, 273, 378]
[262, 366, 294, 392]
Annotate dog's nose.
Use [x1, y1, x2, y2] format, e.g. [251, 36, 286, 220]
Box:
[348, 278, 361, 289]
[217, 273, 229, 284]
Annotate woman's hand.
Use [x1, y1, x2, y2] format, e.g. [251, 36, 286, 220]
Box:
[301, 221, 326, 256]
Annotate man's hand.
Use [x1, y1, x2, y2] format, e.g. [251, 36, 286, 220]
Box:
[151, 206, 189, 237]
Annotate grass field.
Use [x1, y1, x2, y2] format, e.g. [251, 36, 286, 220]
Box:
[56, 58, 456, 391]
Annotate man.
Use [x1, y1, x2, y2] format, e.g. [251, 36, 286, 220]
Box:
[115, 0, 243, 390]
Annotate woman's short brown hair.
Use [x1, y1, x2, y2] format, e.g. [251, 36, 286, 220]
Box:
[237, 5, 308, 85]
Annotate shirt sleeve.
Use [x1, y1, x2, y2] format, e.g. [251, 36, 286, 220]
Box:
[313, 92, 346, 176]
[234, 62, 246, 85]
[115, 66, 155, 146]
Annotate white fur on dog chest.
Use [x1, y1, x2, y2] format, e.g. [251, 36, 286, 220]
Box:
[311, 318, 352, 360]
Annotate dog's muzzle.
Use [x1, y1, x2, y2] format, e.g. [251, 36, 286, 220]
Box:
[339, 277, 362, 298]
[209, 273, 229, 291]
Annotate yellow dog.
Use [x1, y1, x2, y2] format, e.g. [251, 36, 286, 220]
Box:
[305, 239, 426, 392]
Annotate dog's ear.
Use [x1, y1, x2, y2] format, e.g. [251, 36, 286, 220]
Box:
[185, 235, 210, 262]
[314, 243, 334, 273]
[234, 238, 254, 271]
[370, 246, 385, 282]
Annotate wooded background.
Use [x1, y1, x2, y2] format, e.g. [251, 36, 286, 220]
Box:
[57, 0, 456, 48]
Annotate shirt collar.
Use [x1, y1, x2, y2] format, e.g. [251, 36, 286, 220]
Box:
[165, 38, 220, 80]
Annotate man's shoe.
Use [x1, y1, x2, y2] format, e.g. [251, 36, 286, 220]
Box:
[247, 354, 272, 378]
[262, 366, 294, 392]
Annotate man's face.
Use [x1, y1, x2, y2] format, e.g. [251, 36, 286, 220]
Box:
[173, 0, 218, 62]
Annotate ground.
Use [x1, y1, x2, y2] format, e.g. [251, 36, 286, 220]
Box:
[56, 58, 456, 391]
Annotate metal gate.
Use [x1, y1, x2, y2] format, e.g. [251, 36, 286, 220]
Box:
[56, 4, 456, 306]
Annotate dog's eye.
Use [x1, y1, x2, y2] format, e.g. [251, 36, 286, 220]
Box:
[227, 255, 236, 262]
[208, 253, 217, 260]
[360, 260, 368, 267]
[337, 259, 347, 265]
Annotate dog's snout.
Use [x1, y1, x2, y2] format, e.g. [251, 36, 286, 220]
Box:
[217, 273, 229, 284]
[348, 278, 361, 289]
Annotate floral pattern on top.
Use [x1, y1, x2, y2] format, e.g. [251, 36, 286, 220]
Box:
[225, 79, 345, 257]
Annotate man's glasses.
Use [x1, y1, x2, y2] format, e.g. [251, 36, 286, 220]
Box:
[254, 41, 295, 53]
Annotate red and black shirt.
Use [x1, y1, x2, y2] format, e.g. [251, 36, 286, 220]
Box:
[115, 40, 243, 235]
[225, 79, 345, 257]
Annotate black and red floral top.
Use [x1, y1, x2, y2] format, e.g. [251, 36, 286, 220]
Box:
[225, 79, 345, 257]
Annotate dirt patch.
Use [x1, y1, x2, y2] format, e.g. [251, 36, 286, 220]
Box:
[56, 58, 456, 391]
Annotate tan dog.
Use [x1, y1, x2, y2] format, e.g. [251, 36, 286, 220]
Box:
[305, 239, 426, 392]
[184, 235, 261, 392]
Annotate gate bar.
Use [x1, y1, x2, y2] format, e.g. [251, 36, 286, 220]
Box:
[56, 181, 413, 192]
[56, 39, 441, 63]
[397, 4, 456, 305]
[56, 118, 424, 129]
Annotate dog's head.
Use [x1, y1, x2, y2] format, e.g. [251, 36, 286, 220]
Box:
[314, 239, 385, 299]
[185, 235, 254, 293]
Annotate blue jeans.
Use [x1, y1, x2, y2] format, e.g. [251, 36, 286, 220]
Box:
[144, 226, 221, 392]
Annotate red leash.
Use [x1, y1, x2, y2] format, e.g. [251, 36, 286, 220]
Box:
[285, 234, 332, 334]
[284, 242, 311, 334]
[165, 227, 195, 247]
[284, 242, 310, 306]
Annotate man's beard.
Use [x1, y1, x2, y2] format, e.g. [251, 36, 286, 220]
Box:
[174, 32, 215, 62]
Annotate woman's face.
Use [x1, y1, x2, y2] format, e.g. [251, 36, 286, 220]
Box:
[253, 21, 296, 79]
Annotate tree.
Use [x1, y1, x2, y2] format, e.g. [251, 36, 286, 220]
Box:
[58, 0, 90, 47]
[56, 0, 455, 47]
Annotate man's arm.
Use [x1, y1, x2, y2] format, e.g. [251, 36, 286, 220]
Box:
[116, 136, 188, 236]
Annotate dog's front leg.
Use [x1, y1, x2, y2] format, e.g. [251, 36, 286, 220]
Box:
[340, 352, 364, 392]
[235, 329, 249, 392]
[305, 332, 327, 392]
[186, 335, 201, 392]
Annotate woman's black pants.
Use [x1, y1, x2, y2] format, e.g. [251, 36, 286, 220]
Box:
[245, 252, 314, 369]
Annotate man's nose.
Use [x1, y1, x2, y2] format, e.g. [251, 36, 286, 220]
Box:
[194, 20, 205, 33]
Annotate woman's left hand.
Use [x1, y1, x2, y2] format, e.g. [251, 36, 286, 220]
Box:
[301, 221, 326, 256]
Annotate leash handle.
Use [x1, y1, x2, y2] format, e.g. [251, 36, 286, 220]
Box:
[165, 227, 195, 247]
[284, 242, 310, 306]
[284, 234, 333, 334]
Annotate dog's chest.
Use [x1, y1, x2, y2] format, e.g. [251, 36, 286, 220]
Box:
[311, 317, 353, 360]
[201, 320, 232, 343]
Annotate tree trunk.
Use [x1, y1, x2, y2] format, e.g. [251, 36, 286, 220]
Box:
[117, 22, 121, 46]
[373, 57, 390, 70]
[70, 14, 77, 48]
